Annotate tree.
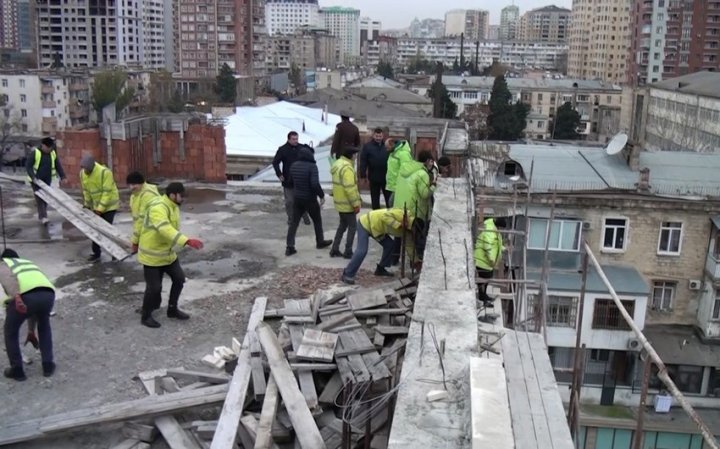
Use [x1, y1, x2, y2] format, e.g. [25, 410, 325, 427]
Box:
[167, 90, 186, 113]
[214, 63, 237, 104]
[289, 63, 303, 89]
[428, 81, 457, 119]
[487, 75, 528, 140]
[482, 60, 508, 78]
[552, 101, 581, 140]
[0, 103, 22, 152]
[377, 60, 394, 79]
[92, 69, 136, 118]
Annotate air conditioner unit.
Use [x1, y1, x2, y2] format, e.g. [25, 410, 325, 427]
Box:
[627, 338, 641, 351]
[689, 279, 703, 291]
[582, 221, 592, 230]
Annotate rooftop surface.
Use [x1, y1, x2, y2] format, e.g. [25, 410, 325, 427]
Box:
[644, 324, 720, 367]
[650, 71, 720, 99]
[527, 265, 650, 296]
[287, 88, 424, 118]
[442, 76, 622, 91]
[347, 86, 432, 104]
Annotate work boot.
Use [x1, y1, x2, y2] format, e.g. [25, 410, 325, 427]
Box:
[316, 240, 332, 249]
[285, 247, 297, 256]
[374, 265, 394, 277]
[167, 307, 190, 320]
[42, 362, 56, 377]
[342, 250, 353, 259]
[341, 273, 355, 285]
[329, 248, 342, 258]
[141, 312, 161, 328]
[4, 366, 27, 381]
[87, 253, 101, 262]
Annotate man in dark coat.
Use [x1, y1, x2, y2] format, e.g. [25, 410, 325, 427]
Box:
[359, 127, 391, 209]
[272, 131, 310, 225]
[285, 148, 332, 256]
[25, 137, 66, 224]
[330, 111, 360, 159]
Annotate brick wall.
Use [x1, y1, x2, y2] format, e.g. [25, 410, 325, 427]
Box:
[57, 123, 226, 188]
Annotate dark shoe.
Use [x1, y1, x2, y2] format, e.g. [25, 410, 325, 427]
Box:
[87, 254, 101, 262]
[42, 362, 56, 377]
[285, 247, 297, 256]
[342, 250, 353, 259]
[167, 307, 190, 320]
[316, 239, 332, 249]
[341, 273, 355, 285]
[141, 314, 161, 328]
[329, 249, 342, 258]
[4, 367, 27, 381]
[374, 265, 394, 277]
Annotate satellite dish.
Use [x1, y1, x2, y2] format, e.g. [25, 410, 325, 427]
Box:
[605, 133, 628, 155]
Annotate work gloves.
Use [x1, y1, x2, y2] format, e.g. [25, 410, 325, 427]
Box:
[186, 239, 204, 250]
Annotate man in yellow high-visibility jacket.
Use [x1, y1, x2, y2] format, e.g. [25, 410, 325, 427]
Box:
[329, 146, 361, 259]
[474, 217, 507, 304]
[341, 208, 414, 285]
[79, 155, 119, 262]
[0, 248, 56, 381]
[126, 171, 160, 254]
[138, 182, 204, 328]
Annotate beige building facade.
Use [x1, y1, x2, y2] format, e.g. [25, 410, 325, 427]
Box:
[518, 5, 570, 43]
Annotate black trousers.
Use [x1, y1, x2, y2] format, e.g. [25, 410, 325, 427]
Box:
[31, 183, 48, 220]
[332, 212, 357, 253]
[4, 288, 54, 368]
[91, 210, 116, 257]
[369, 181, 391, 210]
[286, 198, 324, 248]
[142, 259, 185, 314]
[477, 268, 494, 302]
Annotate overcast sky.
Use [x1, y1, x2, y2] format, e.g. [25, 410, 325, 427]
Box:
[318, 1, 573, 29]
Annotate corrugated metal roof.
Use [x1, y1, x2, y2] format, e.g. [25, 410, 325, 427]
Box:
[650, 71, 720, 99]
[442, 76, 621, 91]
[528, 265, 649, 296]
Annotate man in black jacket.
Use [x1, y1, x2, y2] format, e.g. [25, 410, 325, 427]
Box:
[330, 112, 360, 160]
[359, 128, 390, 209]
[285, 148, 332, 256]
[25, 137, 66, 224]
[272, 131, 310, 225]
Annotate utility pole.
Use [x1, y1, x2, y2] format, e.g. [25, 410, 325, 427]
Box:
[633, 355, 652, 449]
[460, 32, 465, 71]
[475, 40, 480, 75]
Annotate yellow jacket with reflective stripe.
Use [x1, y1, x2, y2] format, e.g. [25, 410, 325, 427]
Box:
[359, 208, 414, 239]
[26, 148, 57, 182]
[474, 218, 504, 270]
[2, 258, 55, 302]
[330, 156, 361, 213]
[80, 162, 119, 213]
[138, 195, 189, 267]
[130, 183, 160, 245]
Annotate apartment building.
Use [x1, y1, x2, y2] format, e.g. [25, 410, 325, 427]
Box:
[631, 71, 720, 153]
[1, 0, 33, 52]
[408, 18, 445, 39]
[444, 9, 490, 40]
[627, 0, 720, 87]
[265, 0, 319, 36]
[500, 5, 520, 41]
[319, 6, 360, 65]
[442, 76, 622, 140]
[472, 140, 720, 407]
[35, 0, 168, 70]
[518, 5, 571, 42]
[567, 0, 633, 84]
[266, 28, 339, 71]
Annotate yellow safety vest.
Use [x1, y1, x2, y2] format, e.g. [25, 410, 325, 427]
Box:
[80, 162, 120, 213]
[130, 183, 160, 245]
[26, 148, 57, 182]
[359, 208, 414, 239]
[2, 258, 55, 303]
[138, 195, 189, 267]
[474, 219, 504, 271]
[331, 157, 361, 213]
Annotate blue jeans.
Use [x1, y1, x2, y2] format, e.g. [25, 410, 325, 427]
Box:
[343, 224, 395, 279]
[4, 288, 55, 368]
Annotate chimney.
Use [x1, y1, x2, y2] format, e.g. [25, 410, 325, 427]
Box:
[637, 167, 651, 192]
[622, 142, 641, 171]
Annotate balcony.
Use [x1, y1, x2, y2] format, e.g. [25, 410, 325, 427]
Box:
[42, 100, 55, 108]
[41, 118, 58, 133]
[69, 82, 88, 91]
[41, 85, 55, 94]
[69, 103, 88, 119]
[706, 252, 720, 279]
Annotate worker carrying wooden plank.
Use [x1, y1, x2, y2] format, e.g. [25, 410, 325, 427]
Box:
[126, 172, 160, 255]
[25, 137, 67, 224]
[79, 155, 119, 262]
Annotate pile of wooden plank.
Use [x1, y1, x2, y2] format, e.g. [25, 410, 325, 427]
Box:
[0, 278, 418, 449]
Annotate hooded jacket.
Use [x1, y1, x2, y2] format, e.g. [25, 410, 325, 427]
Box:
[474, 218, 504, 271]
[272, 143, 314, 188]
[288, 148, 324, 201]
[392, 160, 434, 221]
[331, 156, 361, 213]
[385, 141, 413, 192]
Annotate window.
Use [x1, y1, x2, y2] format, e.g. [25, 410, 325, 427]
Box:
[1, 79, 7, 87]
[537, 121, 545, 129]
[20, 109, 27, 117]
[20, 94, 26, 103]
[652, 281, 675, 311]
[658, 221, 682, 255]
[19, 79, 25, 88]
[592, 299, 634, 330]
[713, 289, 720, 320]
[528, 218, 581, 251]
[602, 218, 627, 251]
[528, 295, 579, 328]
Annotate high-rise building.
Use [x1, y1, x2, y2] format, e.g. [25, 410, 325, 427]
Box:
[319, 6, 360, 64]
[518, 5, 570, 42]
[444, 9, 489, 40]
[266, 28, 338, 71]
[568, 0, 632, 84]
[360, 17, 381, 63]
[488, 25, 500, 41]
[36, 0, 167, 69]
[409, 18, 445, 38]
[265, 0, 319, 36]
[500, 5, 520, 41]
[628, 0, 720, 87]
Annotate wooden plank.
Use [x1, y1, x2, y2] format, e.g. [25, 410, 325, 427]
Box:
[288, 363, 337, 371]
[374, 325, 409, 336]
[283, 299, 312, 316]
[336, 328, 376, 357]
[319, 305, 352, 317]
[318, 372, 344, 405]
[288, 324, 319, 410]
[210, 296, 267, 449]
[254, 377, 279, 449]
[373, 332, 385, 349]
[315, 312, 354, 332]
[353, 308, 409, 317]
[345, 290, 388, 311]
[249, 298, 268, 400]
[122, 422, 158, 443]
[361, 351, 391, 381]
[165, 369, 230, 384]
[111, 439, 143, 449]
[329, 323, 362, 333]
[335, 358, 356, 385]
[256, 322, 327, 449]
[345, 354, 371, 383]
[296, 329, 338, 362]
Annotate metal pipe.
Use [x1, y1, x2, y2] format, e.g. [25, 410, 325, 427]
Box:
[567, 251, 589, 435]
[583, 242, 720, 449]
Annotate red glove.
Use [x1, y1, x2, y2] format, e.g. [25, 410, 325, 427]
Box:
[25, 332, 39, 349]
[94, 210, 102, 216]
[186, 239, 204, 250]
[354, 206, 360, 214]
[14, 294, 27, 314]
[131, 243, 138, 254]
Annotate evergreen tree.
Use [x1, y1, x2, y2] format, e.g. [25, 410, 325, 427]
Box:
[428, 81, 457, 119]
[377, 60, 394, 79]
[214, 63, 237, 104]
[487, 75, 527, 140]
[92, 69, 136, 118]
[552, 101, 581, 139]
[289, 63, 303, 88]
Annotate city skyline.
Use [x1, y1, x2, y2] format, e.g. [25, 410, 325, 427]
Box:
[317, 0, 572, 29]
